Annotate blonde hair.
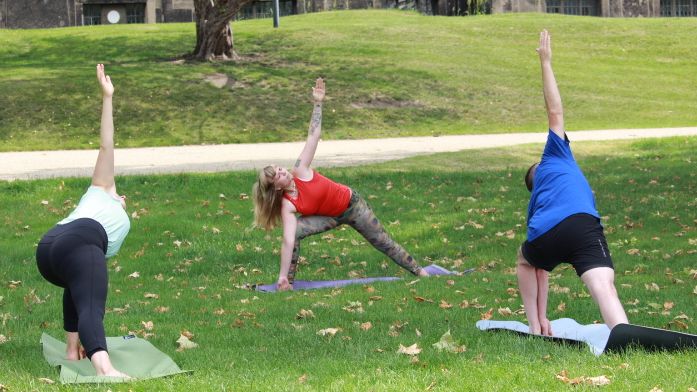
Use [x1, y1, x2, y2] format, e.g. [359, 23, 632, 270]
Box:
[252, 166, 284, 230]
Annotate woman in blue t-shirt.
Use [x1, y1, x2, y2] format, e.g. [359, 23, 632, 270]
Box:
[36, 65, 131, 378]
[517, 31, 628, 336]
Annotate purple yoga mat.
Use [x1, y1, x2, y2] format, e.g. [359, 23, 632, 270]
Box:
[255, 264, 470, 292]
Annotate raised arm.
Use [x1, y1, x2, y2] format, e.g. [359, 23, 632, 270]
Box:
[537, 30, 564, 138]
[292, 78, 325, 180]
[91, 64, 117, 191]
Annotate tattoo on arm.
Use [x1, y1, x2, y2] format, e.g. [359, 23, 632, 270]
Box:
[294, 159, 301, 168]
[309, 104, 322, 136]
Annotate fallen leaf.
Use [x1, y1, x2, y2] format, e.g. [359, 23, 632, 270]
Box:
[480, 308, 494, 320]
[648, 388, 664, 392]
[497, 307, 512, 317]
[176, 334, 198, 351]
[128, 272, 140, 279]
[317, 328, 341, 337]
[557, 302, 566, 312]
[38, 378, 54, 384]
[296, 309, 315, 319]
[586, 375, 611, 386]
[298, 374, 307, 384]
[144, 293, 159, 299]
[645, 283, 660, 292]
[141, 321, 154, 331]
[397, 343, 421, 356]
[154, 306, 170, 313]
[432, 330, 466, 353]
[0, 334, 8, 344]
[556, 370, 611, 386]
[626, 248, 640, 256]
[360, 322, 373, 331]
[439, 300, 453, 309]
[342, 301, 364, 313]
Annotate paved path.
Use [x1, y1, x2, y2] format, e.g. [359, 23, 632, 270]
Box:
[2, 127, 696, 181]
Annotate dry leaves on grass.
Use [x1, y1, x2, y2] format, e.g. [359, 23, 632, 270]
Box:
[317, 328, 341, 337]
[0, 335, 8, 344]
[296, 309, 315, 320]
[480, 308, 494, 320]
[177, 331, 198, 352]
[556, 370, 611, 386]
[141, 321, 154, 331]
[37, 378, 55, 384]
[128, 271, 140, 279]
[397, 343, 421, 356]
[342, 301, 364, 313]
[497, 307, 512, 317]
[432, 330, 466, 353]
[360, 322, 373, 331]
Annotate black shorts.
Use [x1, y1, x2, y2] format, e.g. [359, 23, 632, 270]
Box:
[521, 213, 613, 277]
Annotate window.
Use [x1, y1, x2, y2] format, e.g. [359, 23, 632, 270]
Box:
[126, 3, 145, 23]
[660, 0, 697, 15]
[83, 4, 101, 25]
[237, 0, 295, 20]
[546, 0, 598, 15]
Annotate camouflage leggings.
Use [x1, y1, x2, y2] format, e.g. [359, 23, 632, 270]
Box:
[288, 191, 422, 282]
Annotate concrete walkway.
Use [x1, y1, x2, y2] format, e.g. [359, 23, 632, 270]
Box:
[2, 127, 696, 181]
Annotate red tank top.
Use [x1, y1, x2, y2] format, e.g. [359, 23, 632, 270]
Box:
[284, 171, 351, 217]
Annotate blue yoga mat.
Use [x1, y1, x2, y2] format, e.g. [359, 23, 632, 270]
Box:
[476, 318, 697, 356]
[256, 264, 470, 292]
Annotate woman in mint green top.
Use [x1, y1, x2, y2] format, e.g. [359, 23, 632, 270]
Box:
[36, 65, 131, 379]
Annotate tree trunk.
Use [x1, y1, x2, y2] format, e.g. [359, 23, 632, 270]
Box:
[191, 0, 254, 61]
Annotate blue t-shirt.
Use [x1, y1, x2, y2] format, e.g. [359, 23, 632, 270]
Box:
[526, 130, 599, 241]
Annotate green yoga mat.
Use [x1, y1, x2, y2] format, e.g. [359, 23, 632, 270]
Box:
[41, 333, 191, 384]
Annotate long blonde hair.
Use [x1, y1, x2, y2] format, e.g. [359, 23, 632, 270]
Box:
[252, 166, 284, 230]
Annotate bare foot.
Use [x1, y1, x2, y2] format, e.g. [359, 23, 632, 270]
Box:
[418, 269, 430, 277]
[91, 350, 132, 379]
[100, 369, 132, 379]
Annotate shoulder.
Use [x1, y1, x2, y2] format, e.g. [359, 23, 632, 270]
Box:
[281, 198, 297, 213]
[292, 168, 314, 182]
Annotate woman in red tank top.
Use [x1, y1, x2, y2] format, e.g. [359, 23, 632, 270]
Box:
[252, 78, 428, 291]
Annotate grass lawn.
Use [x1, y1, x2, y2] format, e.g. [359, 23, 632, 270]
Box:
[1, 11, 697, 151]
[0, 136, 695, 390]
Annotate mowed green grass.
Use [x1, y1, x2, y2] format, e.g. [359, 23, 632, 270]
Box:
[0, 136, 696, 390]
[1, 11, 697, 151]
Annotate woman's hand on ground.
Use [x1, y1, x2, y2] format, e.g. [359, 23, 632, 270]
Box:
[277, 276, 293, 291]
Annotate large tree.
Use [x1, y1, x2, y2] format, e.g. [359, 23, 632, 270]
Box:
[191, 0, 255, 61]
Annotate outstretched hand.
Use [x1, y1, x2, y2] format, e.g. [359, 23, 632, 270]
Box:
[536, 29, 552, 65]
[312, 77, 325, 103]
[96, 64, 114, 98]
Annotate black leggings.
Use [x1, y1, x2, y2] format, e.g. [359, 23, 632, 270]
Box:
[36, 218, 109, 359]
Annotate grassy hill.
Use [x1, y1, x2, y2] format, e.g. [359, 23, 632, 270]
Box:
[1, 10, 696, 151]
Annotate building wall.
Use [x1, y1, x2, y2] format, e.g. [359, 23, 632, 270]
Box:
[1, 0, 79, 28]
[491, 0, 660, 15]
